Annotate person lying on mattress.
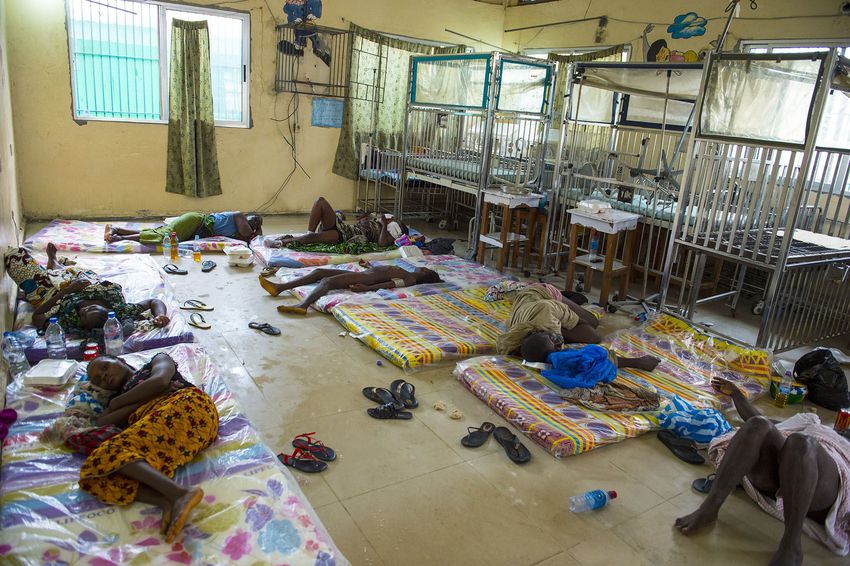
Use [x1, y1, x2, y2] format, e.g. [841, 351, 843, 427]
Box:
[106, 211, 263, 244]
[259, 264, 442, 315]
[82, 353, 219, 544]
[675, 377, 850, 563]
[4, 245, 170, 336]
[495, 282, 659, 371]
[264, 197, 407, 248]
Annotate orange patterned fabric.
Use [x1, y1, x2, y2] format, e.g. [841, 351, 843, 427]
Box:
[79, 387, 218, 505]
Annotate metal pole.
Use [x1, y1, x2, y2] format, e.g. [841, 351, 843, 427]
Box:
[468, 52, 500, 257]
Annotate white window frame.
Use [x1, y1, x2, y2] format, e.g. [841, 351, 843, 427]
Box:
[65, 0, 250, 128]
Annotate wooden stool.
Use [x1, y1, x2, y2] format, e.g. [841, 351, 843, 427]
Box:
[564, 208, 640, 308]
[476, 190, 542, 272]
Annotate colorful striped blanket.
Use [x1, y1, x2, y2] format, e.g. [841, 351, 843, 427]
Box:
[0, 343, 346, 565]
[454, 314, 771, 458]
[25, 219, 241, 254]
[279, 255, 514, 313]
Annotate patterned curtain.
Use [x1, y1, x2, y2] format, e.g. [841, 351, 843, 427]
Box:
[548, 44, 627, 129]
[332, 24, 466, 179]
[165, 20, 222, 197]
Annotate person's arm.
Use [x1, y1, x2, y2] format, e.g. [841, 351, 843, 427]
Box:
[95, 401, 145, 427]
[233, 214, 255, 242]
[711, 377, 762, 422]
[377, 215, 394, 247]
[349, 282, 395, 293]
[107, 353, 176, 411]
[134, 298, 170, 327]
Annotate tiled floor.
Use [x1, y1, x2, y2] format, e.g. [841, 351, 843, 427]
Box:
[24, 216, 849, 566]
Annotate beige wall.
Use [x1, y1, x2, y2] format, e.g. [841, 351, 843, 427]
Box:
[504, 0, 849, 55]
[6, 0, 505, 219]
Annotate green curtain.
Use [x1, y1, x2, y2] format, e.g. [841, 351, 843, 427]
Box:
[548, 44, 627, 129]
[332, 23, 466, 180]
[166, 20, 222, 198]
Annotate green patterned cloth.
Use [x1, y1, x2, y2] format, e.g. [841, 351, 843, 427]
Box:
[282, 241, 394, 255]
[47, 281, 146, 337]
[165, 20, 222, 198]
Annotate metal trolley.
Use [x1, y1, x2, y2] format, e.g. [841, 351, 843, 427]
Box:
[399, 52, 556, 248]
[660, 50, 850, 352]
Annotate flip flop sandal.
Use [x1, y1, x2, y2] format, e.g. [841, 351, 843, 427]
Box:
[493, 426, 532, 464]
[367, 402, 413, 420]
[278, 447, 328, 473]
[389, 379, 418, 409]
[180, 299, 214, 311]
[657, 430, 705, 465]
[292, 432, 336, 462]
[188, 313, 211, 330]
[361, 386, 402, 408]
[692, 473, 716, 494]
[249, 322, 281, 336]
[201, 260, 217, 273]
[163, 264, 188, 275]
[461, 422, 496, 448]
[260, 267, 277, 278]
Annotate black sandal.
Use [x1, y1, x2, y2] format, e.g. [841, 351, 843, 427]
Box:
[657, 430, 705, 465]
[249, 322, 281, 336]
[389, 379, 418, 409]
[692, 473, 716, 494]
[201, 260, 217, 273]
[461, 422, 495, 448]
[493, 426, 531, 464]
[361, 387, 401, 408]
[278, 447, 328, 473]
[163, 263, 188, 275]
[367, 402, 412, 420]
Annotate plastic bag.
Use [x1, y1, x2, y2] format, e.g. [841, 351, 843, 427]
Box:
[793, 349, 850, 411]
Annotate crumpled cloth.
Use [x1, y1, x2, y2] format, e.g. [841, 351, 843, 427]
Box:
[658, 394, 732, 445]
[709, 412, 850, 556]
[40, 376, 121, 455]
[557, 380, 662, 412]
[541, 345, 617, 389]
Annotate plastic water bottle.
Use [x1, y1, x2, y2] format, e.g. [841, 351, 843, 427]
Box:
[45, 317, 68, 359]
[193, 234, 202, 263]
[774, 371, 794, 408]
[2, 332, 31, 378]
[163, 234, 171, 259]
[169, 232, 179, 262]
[569, 489, 617, 513]
[103, 311, 124, 356]
[589, 235, 600, 261]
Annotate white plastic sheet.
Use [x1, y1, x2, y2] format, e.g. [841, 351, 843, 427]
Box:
[412, 55, 488, 108]
[496, 60, 549, 114]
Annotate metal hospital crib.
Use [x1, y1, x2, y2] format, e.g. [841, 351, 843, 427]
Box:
[660, 50, 850, 352]
[547, 62, 706, 302]
[398, 52, 556, 247]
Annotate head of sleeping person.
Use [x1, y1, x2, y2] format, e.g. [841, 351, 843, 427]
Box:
[520, 331, 564, 363]
[413, 267, 442, 284]
[87, 355, 136, 391]
[77, 303, 111, 330]
[246, 214, 263, 234]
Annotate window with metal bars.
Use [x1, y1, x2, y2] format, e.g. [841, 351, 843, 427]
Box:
[66, 0, 250, 127]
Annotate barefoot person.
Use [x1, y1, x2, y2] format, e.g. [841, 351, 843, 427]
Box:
[259, 265, 442, 315]
[107, 212, 262, 244]
[675, 377, 850, 563]
[82, 352, 219, 543]
[265, 197, 406, 248]
[495, 282, 659, 370]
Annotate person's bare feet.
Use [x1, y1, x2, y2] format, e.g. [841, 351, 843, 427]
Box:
[165, 487, 203, 543]
[277, 304, 308, 315]
[674, 506, 718, 534]
[259, 276, 282, 297]
[632, 355, 661, 372]
[768, 539, 803, 566]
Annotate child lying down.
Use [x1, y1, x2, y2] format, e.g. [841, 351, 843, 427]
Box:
[259, 264, 442, 315]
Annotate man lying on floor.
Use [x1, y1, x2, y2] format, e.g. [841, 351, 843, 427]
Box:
[676, 377, 850, 564]
[259, 264, 442, 315]
[496, 282, 659, 371]
[106, 211, 262, 244]
[264, 196, 407, 248]
[4, 244, 170, 337]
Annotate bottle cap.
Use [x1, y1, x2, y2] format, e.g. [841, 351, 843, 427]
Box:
[195, 235, 200, 240]
[3, 332, 9, 337]
[49, 317, 58, 323]
[107, 311, 116, 318]
[608, 490, 618, 500]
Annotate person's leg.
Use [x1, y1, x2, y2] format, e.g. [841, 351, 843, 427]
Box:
[278, 271, 380, 314]
[770, 433, 840, 566]
[615, 354, 661, 372]
[561, 321, 602, 344]
[308, 197, 338, 232]
[676, 415, 783, 534]
[561, 297, 599, 328]
[259, 267, 348, 297]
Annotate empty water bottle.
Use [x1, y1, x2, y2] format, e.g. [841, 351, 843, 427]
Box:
[45, 317, 68, 359]
[103, 311, 124, 356]
[163, 234, 171, 259]
[569, 489, 617, 513]
[2, 332, 31, 378]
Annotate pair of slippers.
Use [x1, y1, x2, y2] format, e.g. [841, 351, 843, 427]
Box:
[181, 300, 214, 330]
[278, 432, 336, 473]
[362, 380, 418, 420]
[461, 422, 531, 464]
[163, 261, 217, 275]
[0, 408, 18, 443]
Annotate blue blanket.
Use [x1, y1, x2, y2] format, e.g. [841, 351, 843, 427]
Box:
[542, 345, 617, 389]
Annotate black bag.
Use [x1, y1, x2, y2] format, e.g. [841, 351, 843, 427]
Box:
[793, 349, 850, 411]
